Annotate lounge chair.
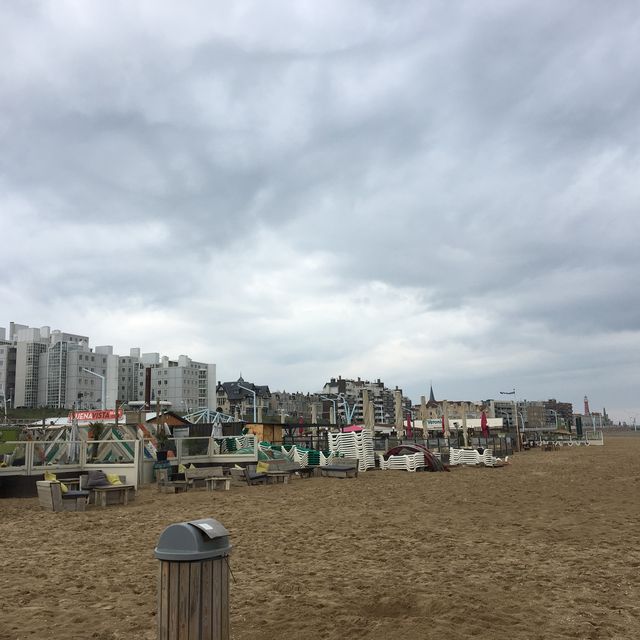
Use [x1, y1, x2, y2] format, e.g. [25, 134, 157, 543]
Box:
[244, 464, 268, 485]
[36, 480, 90, 512]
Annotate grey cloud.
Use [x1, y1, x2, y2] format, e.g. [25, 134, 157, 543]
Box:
[1, 1, 640, 418]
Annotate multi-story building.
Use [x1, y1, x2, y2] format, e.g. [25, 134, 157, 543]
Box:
[321, 376, 408, 425]
[64, 345, 119, 410]
[268, 391, 323, 422]
[216, 377, 270, 420]
[491, 398, 574, 430]
[2, 322, 216, 411]
[116, 348, 148, 405]
[544, 399, 574, 428]
[11, 324, 90, 408]
[0, 327, 16, 408]
[147, 354, 216, 412]
[421, 396, 487, 421]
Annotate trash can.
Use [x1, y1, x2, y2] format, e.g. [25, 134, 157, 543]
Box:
[155, 518, 232, 640]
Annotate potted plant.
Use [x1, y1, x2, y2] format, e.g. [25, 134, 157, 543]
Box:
[155, 424, 171, 461]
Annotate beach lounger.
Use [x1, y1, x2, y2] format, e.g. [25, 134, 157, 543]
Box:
[378, 451, 427, 472]
[36, 480, 90, 512]
[449, 448, 504, 467]
[244, 464, 268, 485]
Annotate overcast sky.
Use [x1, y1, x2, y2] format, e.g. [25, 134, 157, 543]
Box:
[1, 1, 639, 422]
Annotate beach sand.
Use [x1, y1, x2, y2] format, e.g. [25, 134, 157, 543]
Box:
[1, 435, 639, 640]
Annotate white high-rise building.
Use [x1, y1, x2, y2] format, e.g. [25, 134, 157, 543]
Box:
[141, 353, 216, 412]
[2, 322, 217, 411]
[12, 325, 90, 408]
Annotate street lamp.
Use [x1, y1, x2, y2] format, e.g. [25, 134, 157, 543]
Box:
[237, 384, 257, 422]
[500, 389, 521, 452]
[82, 368, 106, 410]
[321, 396, 338, 425]
[518, 411, 526, 430]
[337, 393, 356, 423]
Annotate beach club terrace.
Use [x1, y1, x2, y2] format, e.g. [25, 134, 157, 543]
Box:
[0, 408, 259, 497]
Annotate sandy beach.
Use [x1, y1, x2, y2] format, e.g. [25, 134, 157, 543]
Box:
[1, 435, 639, 640]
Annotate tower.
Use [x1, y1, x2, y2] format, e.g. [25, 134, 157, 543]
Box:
[584, 395, 590, 416]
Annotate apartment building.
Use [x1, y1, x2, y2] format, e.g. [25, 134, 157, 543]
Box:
[0, 327, 16, 407]
[268, 391, 323, 422]
[147, 354, 216, 412]
[10, 324, 91, 408]
[1, 322, 216, 411]
[321, 376, 408, 425]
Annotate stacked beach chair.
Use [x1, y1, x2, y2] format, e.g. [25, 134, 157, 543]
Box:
[328, 431, 376, 471]
[377, 451, 426, 472]
[449, 447, 502, 467]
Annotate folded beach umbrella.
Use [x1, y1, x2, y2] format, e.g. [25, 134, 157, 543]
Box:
[481, 411, 489, 438]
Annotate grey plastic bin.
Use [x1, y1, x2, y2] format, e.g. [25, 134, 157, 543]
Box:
[155, 518, 231, 561]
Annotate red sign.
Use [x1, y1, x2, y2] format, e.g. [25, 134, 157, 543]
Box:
[68, 409, 124, 423]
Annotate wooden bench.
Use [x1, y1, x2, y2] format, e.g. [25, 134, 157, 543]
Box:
[320, 457, 359, 478]
[185, 466, 225, 488]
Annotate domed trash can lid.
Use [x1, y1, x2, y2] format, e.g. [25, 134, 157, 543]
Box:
[154, 518, 232, 561]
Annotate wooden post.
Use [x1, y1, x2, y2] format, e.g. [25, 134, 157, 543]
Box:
[157, 557, 229, 640]
[156, 520, 231, 640]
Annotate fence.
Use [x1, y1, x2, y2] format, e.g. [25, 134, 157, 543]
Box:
[0, 438, 141, 487]
[370, 435, 514, 458]
[0, 435, 259, 488]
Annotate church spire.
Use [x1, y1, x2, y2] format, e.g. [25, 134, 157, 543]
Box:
[429, 383, 436, 403]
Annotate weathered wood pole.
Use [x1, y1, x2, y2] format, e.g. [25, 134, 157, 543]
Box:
[155, 519, 232, 640]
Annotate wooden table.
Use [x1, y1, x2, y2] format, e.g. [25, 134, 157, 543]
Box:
[158, 480, 190, 494]
[266, 471, 290, 485]
[92, 485, 133, 507]
[205, 477, 232, 491]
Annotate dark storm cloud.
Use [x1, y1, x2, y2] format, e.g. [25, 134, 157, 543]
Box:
[1, 0, 639, 418]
